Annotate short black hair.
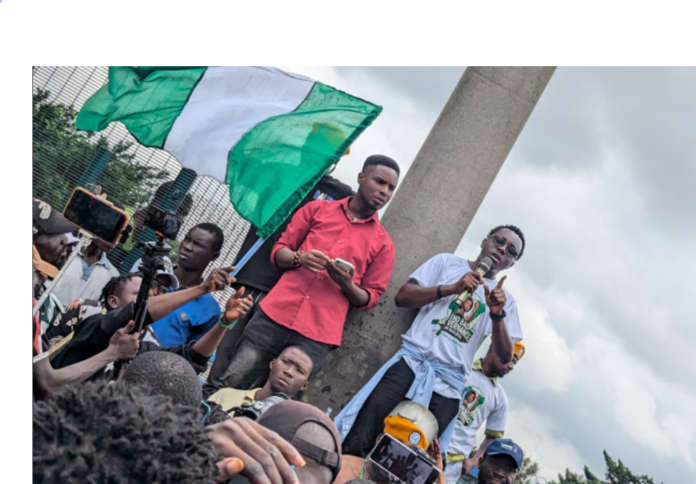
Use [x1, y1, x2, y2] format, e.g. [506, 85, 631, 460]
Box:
[100, 272, 141, 311]
[153, 181, 194, 218]
[123, 351, 203, 408]
[363, 154, 400, 176]
[192, 222, 224, 253]
[487, 225, 526, 260]
[33, 381, 218, 483]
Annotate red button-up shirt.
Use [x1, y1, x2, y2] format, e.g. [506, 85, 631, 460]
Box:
[261, 197, 395, 346]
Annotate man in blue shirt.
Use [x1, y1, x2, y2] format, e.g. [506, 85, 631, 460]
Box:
[151, 223, 226, 346]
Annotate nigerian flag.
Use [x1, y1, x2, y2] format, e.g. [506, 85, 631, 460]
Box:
[76, 66, 382, 238]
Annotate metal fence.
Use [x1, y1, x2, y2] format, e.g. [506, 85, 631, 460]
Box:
[32, 66, 251, 305]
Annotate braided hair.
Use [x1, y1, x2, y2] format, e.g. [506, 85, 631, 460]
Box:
[487, 225, 526, 260]
[33, 381, 219, 483]
[99, 272, 141, 311]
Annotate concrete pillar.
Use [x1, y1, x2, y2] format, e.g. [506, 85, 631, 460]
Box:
[303, 67, 556, 413]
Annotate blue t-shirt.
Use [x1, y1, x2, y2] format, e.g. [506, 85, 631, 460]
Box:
[151, 288, 221, 347]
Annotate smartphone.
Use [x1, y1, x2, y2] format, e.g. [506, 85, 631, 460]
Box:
[334, 258, 354, 272]
[370, 434, 441, 484]
[63, 188, 130, 246]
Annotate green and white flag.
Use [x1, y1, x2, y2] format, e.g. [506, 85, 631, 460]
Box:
[76, 66, 382, 238]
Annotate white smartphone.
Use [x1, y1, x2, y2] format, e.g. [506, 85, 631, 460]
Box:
[334, 258, 354, 272]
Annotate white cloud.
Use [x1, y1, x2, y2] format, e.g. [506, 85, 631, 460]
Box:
[505, 404, 586, 480]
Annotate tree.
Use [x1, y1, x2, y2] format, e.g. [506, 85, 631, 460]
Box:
[550, 451, 660, 484]
[516, 456, 541, 484]
[32, 89, 169, 212]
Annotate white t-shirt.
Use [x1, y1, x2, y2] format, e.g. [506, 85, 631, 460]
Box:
[401, 253, 522, 399]
[444, 363, 508, 484]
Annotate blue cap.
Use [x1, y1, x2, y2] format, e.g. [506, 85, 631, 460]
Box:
[484, 438, 524, 469]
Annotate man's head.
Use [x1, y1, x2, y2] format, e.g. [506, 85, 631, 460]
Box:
[33, 199, 75, 269]
[464, 389, 477, 404]
[483, 341, 525, 378]
[266, 346, 314, 398]
[257, 401, 342, 484]
[478, 225, 525, 275]
[356, 155, 400, 211]
[122, 351, 203, 408]
[33, 381, 218, 484]
[100, 273, 142, 311]
[477, 439, 524, 484]
[178, 223, 224, 272]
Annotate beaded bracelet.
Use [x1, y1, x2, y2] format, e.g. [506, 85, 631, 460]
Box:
[293, 250, 305, 268]
[218, 314, 237, 329]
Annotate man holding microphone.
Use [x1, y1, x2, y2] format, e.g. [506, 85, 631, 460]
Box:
[336, 226, 526, 457]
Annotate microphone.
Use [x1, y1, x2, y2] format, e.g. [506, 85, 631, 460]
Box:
[454, 256, 492, 307]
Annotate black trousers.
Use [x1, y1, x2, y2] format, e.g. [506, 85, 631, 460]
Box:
[210, 307, 332, 392]
[341, 358, 460, 458]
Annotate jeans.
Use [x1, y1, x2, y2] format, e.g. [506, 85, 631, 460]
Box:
[341, 358, 460, 457]
[213, 307, 332, 391]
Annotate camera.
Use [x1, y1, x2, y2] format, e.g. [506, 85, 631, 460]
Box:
[145, 205, 183, 240]
[231, 393, 289, 420]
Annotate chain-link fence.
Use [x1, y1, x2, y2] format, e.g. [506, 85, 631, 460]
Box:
[32, 66, 251, 305]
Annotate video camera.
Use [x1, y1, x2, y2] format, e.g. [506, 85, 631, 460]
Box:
[366, 434, 441, 484]
[230, 393, 289, 420]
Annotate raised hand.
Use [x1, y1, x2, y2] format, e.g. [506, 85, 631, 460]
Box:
[203, 267, 235, 293]
[298, 250, 330, 273]
[222, 286, 254, 324]
[483, 275, 507, 316]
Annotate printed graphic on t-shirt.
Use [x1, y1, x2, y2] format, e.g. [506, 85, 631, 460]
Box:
[431, 293, 486, 344]
[458, 385, 485, 427]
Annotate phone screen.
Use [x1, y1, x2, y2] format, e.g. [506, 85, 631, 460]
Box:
[371, 434, 441, 484]
[63, 190, 127, 244]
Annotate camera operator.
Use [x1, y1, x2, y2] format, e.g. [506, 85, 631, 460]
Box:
[32, 200, 138, 399]
[51, 266, 251, 378]
[208, 346, 313, 416]
[335, 401, 445, 484]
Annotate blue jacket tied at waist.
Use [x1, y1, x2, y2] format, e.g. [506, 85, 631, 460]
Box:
[334, 340, 466, 454]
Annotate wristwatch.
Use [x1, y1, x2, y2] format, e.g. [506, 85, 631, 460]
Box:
[489, 309, 506, 322]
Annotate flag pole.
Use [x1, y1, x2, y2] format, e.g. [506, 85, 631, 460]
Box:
[229, 237, 265, 278]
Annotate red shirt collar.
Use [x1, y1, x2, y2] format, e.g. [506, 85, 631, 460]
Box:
[340, 196, 379, 224]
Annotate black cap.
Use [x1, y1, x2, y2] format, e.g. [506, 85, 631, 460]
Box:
[257, 401, 342, 480]
[33, 199, 76, 236]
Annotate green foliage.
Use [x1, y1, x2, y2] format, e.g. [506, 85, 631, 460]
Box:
[549, 451, 661, 484]
[32, 89, 169, 210]
[516, 456, 541, 484]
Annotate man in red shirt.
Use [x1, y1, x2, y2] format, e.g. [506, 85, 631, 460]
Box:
[216, 155, 400, 389]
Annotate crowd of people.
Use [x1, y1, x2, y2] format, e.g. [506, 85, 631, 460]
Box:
[33, 154, 529, 484]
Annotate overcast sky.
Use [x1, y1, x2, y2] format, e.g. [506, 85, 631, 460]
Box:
[283, 67, 695, 483]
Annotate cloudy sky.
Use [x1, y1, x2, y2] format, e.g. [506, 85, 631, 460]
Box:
[283, 67, 695, 483]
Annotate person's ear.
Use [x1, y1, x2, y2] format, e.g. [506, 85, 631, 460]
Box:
[301, 380, 310, 391]
[269, 359, 275, 370]
[107, 295, 118, 311]
[357, 171, 365, 185]
[478, 455, 485, 467]
[481, 238, 487, 249]
[211, 250, 221, 261]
